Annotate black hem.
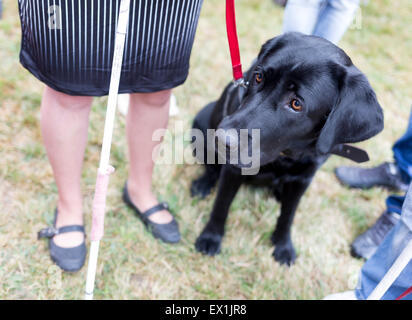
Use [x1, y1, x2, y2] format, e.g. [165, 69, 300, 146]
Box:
[20, 53, 189, 97]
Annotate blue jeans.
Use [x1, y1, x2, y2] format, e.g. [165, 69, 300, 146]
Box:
[282, 0, 360, 44]
[356, 183, 412, 300]
[386, 108, 412, 214]
[357, 109, 412, 299]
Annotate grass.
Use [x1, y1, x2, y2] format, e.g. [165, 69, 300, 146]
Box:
[0, 0, 411, 300]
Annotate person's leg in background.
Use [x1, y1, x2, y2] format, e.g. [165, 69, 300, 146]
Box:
[282, 0, 324, 35]
[125, 89, 174, 224]
[355, 183, 412, 300]
[312, 0, 360, 44]
[40, 86, 93, 248]
[282, 0, 359, 44]
[392, 108, 412, 184]
[325, 184, 412, 300]
[337, 108, 412, 259]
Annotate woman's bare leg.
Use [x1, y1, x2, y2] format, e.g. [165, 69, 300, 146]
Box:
[126, 89, 173, 224]
[40, 86, 92, 247]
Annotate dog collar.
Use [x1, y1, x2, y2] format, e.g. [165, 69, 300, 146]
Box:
[331, 144, 370, 163]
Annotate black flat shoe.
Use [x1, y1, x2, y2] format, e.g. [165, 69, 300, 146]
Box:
[335, 162, 409, 192]
[122, 183, 181, 244]
[38, 210, 86, 272]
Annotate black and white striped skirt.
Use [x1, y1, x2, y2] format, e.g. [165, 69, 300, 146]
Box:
[18, 0, 203, 96]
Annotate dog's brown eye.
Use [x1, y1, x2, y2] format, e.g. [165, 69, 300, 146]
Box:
[255, 73, 263, 84]
[290, 99, 302, 111]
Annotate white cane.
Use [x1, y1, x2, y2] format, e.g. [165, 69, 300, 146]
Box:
[85, 0, 131, 300]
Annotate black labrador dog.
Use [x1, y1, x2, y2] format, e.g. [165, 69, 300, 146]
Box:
[190, 32, 384, 266]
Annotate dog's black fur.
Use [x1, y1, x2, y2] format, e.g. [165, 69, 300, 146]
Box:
[190, 32, 384, 266]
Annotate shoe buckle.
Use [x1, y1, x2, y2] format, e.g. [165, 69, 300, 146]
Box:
[37, 227, 59, 239]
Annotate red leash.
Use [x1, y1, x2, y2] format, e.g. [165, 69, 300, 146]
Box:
[396, 285, 412, 300]
[226, 0, 247, 86]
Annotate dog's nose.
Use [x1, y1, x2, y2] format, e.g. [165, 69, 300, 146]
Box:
[215, 129, 239, 152]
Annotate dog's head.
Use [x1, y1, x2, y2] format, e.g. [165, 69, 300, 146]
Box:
[217, 32, 384, 168]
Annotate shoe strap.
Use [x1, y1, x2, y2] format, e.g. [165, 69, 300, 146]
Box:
[38, 225, 85, 240]
[142, 202, 170, 219]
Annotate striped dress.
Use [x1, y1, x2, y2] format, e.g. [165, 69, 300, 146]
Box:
[18, 0, 203, 96]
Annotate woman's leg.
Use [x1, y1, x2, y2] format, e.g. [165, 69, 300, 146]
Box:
[126, 89, 173, 224]
[40, 86, 93, 247]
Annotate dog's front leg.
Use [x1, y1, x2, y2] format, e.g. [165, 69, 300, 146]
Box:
[271, 179, 311, 266]
[195, 165, 243, 256]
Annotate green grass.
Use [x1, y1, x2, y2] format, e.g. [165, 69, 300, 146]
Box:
[0, 0, 411, 300]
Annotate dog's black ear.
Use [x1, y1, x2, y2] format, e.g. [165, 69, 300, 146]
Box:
[316, 67, 384, 155]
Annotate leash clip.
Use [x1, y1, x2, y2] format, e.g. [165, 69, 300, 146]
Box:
[233, 78, 249, 88]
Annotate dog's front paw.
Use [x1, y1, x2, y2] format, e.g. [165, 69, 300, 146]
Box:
[273, 242, 296, 266]
[195, 231, 222, 256]
[190, 176, 215, 199]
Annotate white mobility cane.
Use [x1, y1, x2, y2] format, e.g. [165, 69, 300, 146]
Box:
[367, 239, 412, 300]
[85, 0, 131, 300]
